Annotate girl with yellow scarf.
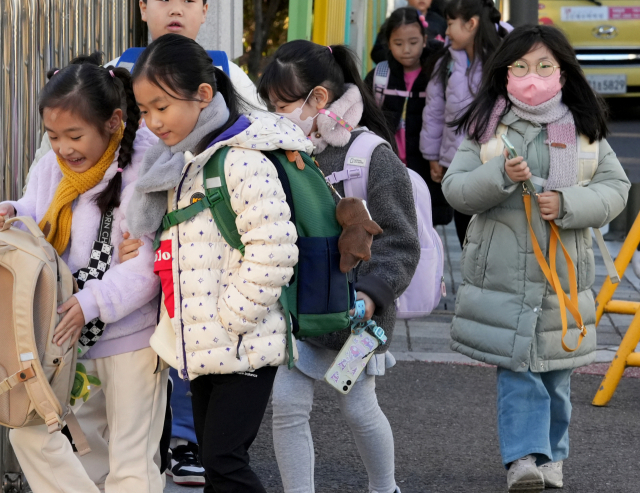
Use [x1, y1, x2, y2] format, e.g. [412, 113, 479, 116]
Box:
[0, 53, 167, 493]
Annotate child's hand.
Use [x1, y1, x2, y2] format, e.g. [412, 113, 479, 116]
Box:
[119, 232, 143, 263]
[538, 192, 560, 221]
[504, 149, 532, 183]
[53, 296, 86, 347]
[429, 161, 446, 183]
[350, 292, 376, 320]
[0, 204, 16, 229]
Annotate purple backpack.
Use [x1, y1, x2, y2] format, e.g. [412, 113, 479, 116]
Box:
[326, 131, 446, 318]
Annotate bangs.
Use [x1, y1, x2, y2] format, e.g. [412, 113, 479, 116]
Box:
[137, 66, 201, 102]
[257, 60, 307, 108]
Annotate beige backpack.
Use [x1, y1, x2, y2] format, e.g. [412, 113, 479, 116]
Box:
[0, 216, 90, 454]
[480, 123, 620, 284]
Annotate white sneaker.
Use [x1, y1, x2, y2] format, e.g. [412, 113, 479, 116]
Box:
[539, 461, 563, 488]
[632, 251, 640, 278]
[507, 455, 545, 492]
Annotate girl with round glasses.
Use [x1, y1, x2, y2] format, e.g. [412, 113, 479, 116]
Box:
[443, 25, 630, 492]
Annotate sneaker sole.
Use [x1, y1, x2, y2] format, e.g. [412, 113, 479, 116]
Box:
[171, 475, 206, 486]
[545, 480, 563, 489]
[509, 478, 545, 492]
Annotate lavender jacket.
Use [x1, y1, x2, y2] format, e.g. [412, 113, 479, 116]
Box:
[4, 127, 160, 358]
[419, 48, 483, 168]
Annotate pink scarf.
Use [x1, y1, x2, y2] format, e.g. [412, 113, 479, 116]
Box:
[479, 92, 578, 191]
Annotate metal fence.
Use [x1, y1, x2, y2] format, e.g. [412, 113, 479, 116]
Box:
[0, 0, 143, 203]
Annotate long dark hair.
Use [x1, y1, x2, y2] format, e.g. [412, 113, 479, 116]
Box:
[453, 25, 609, 143]
[257, 40, 395, 149]
[132, 34, 245, 154]
[39, 53, 140, 214]
[426, 0, 508, 85]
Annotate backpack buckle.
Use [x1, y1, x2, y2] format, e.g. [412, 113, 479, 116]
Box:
[580, 325, 588, 337]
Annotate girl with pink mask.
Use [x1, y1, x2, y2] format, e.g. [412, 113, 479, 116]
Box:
[443, 25, 629, 492]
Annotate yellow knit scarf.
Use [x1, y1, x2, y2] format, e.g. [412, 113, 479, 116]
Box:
[40, 123, 125, 255]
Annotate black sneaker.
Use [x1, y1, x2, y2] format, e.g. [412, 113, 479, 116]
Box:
[167, 442, 206, 486]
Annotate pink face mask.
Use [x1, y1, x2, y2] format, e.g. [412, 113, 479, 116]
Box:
[507, 70, 562, 107]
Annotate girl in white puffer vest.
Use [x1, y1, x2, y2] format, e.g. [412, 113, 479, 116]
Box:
[125, 34, 310, 492]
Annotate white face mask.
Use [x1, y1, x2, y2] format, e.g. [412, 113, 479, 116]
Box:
[276, 90, 319, 136]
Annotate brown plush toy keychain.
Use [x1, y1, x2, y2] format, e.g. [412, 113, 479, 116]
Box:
[335, 197, 383, 273]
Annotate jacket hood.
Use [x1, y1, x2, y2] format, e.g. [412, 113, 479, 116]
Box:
[190, 111, 314, 164]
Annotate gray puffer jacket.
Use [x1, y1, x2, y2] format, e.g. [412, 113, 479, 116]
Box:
[442, 110, 630, 372]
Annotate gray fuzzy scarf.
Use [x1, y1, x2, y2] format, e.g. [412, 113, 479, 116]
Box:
[127, 93, 230, 238]
[507, 92, 578, 192]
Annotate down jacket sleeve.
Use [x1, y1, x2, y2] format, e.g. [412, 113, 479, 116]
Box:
[217, 149, 298, 334]
[420, 66, 446, 162]
[555, 138, 630, 230]
[442, 137, 518, 215]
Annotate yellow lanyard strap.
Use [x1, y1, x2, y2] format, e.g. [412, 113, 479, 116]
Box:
[523, 194, 587, 353]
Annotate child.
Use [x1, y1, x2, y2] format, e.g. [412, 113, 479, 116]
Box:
[125, 33, 309, 492]
[420, 0, 511, 246]
[258, 40, 420, 493]
[443, 25, 630, 492]
[365, 7, 451, 225]
[371, 0, 446, 64]
[0, 54, 163, 492]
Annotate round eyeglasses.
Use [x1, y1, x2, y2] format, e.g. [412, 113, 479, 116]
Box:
[507, 60, 560, 78]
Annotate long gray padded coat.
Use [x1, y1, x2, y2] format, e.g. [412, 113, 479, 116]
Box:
[442, 110, 630, 372]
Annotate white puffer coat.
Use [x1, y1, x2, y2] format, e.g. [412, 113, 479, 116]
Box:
[168, 113, 314, 380]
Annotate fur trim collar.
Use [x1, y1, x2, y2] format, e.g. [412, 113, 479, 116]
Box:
[309, 84, 363, 154]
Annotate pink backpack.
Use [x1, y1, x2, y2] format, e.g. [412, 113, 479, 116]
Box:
[325, 131, 446, 318]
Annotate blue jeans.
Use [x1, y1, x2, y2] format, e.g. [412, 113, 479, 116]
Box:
[170, 367, 198, 444]
[496, 367, 572, 467]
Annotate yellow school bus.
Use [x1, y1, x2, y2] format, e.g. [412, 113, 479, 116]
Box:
[538, 1, 640, 97]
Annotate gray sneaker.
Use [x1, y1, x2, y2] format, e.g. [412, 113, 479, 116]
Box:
[507, 455, 545, 492]
[539, 461, 563, 488]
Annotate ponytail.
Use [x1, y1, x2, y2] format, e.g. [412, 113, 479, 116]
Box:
[329, 45, 395, 150]
[258, 40, 395, 150]
[429, 0, 508, 94]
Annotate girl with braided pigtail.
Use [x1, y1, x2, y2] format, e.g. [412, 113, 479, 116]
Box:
[0, 53, 165, 493]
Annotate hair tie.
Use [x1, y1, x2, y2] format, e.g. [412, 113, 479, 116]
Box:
[109, 70, 115, 78]
[327, 46, 333, 54]
[116, 168, 124, 173]
[54, 70, 60, 75]
[418, 12, 429, 29]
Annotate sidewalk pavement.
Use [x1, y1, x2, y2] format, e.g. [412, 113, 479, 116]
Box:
[165, 221, 640, 492]
[391, 222, 640, 374]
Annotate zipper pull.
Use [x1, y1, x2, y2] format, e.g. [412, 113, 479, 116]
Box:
[440, 276, 447, 297]
[236, 335, 243, 360]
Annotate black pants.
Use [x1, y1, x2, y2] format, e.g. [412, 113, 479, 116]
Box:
[191, 365, 278, 493]
[454, 209, 472, 248]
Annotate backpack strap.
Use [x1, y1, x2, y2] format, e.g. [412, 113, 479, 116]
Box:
[325, 131, 390, 201]
[575, 137, 619, 282]
[524, 194, 587, 352]
[208, 50, 230, 76]
[116, 48, 231, 76]
[577, 135, 599, 186]
[373, 61, 391, 107]
[154, 147, 244, 255]
[115, 48, 144, 72]
[480, 123, 508, 164]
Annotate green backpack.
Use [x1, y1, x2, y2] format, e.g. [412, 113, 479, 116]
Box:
[156, 146, 354, 367]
